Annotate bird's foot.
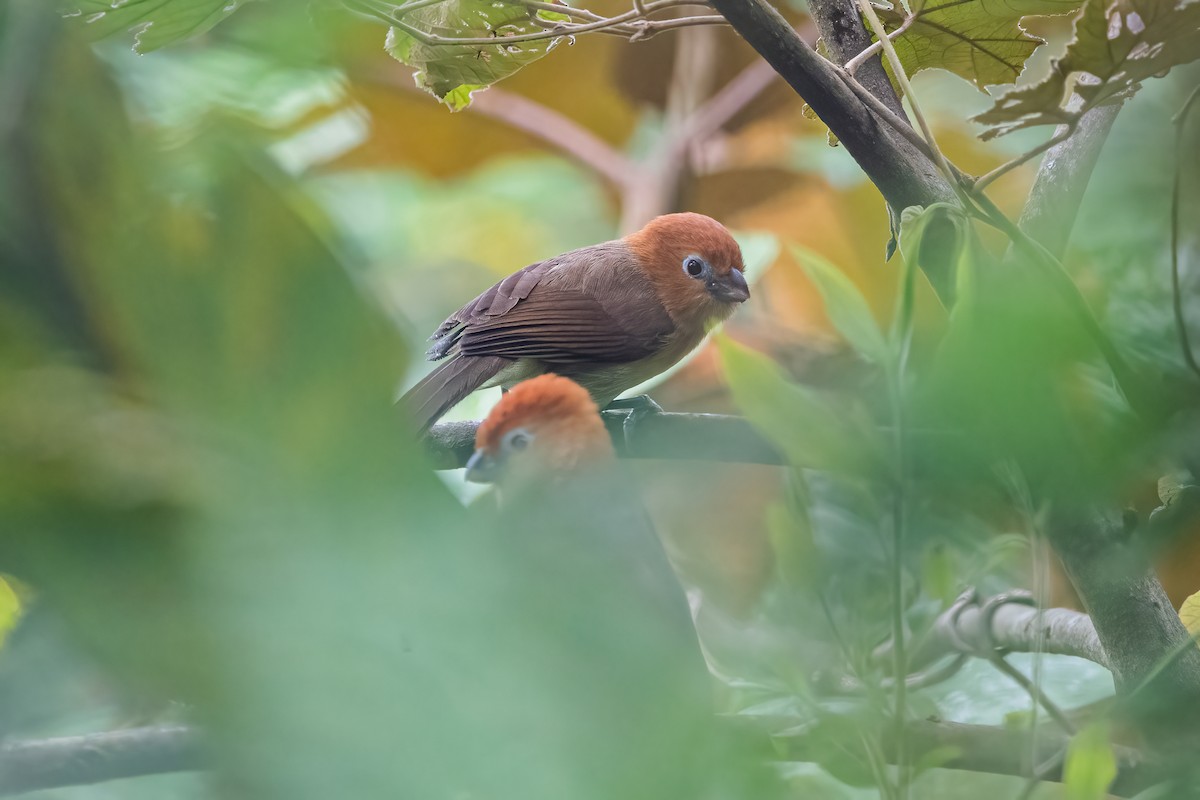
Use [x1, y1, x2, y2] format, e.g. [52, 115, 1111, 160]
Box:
[604, 395, 664, 451]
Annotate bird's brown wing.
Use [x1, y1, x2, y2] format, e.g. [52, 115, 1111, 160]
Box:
[427, 243, 673, 365]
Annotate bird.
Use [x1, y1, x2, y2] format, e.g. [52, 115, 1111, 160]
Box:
[463, 374, 700, 633]
[402, 212, 749, 432]
[456, 373, 721, 800]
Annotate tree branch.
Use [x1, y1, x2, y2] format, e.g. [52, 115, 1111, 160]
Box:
[0, 725, 204, 796]
[875, 590, 1109, 672]
[1016, 103, 1122, 259]
[707, 0, 959, 299]
[807, 0, 907, 119]
[1050, 509, 1200, 751]
[425, 411, 784, 469]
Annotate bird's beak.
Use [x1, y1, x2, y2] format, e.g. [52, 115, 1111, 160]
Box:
[464, 450, 500, 484]
[708, 268, 750, 304]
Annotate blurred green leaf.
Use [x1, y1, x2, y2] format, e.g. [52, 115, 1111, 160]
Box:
[921, 543, 957, 607]
[766, 500, 817, 589]
[912, 744, 963, 775]
[790, 245, 889, 364]
[718, 336, 878, 473]
[385, 0, 564, 111]
[67, 0, 250, 52]
[1064, 723, 1117, 800]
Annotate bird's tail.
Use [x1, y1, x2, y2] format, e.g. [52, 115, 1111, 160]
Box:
[400, 355, 510, 433]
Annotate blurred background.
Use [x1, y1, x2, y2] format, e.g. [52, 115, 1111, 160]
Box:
[1, 0, 1198, 797]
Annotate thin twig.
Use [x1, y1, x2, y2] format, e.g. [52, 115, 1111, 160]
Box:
[363, 0, 713, 46]
[843, 15, 914, 76]
[392, 0, 453, 14]
[988, 654, 1078, 734]
[836, 69, 936, 163]
[516, 0, 609, 22]
[0, 726, 203, 796]
[1171, 84, 1200, 381]
[854, 0, 956, 190]
[973, 125, 1074, 193]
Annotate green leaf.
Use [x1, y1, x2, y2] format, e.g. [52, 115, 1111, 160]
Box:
[972, 0, 1200, 137]
[879, 0, 1083, 92]
[898, 202, 972, 307]
[68, 0, 250, 53]
[718, 337, 878, 473]
[1064, 723, 1117, 800]
[789, 245, 889, 363]
[385, 0, 565, 111]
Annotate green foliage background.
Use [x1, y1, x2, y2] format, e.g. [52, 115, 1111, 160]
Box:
[2, 0, 1199, 798]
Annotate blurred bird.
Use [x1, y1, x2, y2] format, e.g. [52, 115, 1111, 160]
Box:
[403, 213, 748, 431]
[464, 374, 700, 639]
[460, 374, 729, 800]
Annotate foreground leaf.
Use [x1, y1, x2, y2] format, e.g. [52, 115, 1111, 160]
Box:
[1063, 723, 1117, 800]
[718, 337, 878, 473]
[385, 0, 566, 110]
[68, 0, 250, 52]
[790, 245, 889, 364]
[973, 0, 1200, 137]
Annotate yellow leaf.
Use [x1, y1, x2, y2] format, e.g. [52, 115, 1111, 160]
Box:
[1180, 590, 1200, 635]
[0, 575, 23, 649]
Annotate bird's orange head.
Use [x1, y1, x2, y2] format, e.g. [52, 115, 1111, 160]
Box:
[466, 375, 615, 485]
[624, 213, 749, 331]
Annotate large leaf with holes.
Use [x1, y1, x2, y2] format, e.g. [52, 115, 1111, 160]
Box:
[879, 0, 1083, 90]
[68, 0, 251, 52]
[385, 0, 568, 111]
[972, 0, 1200, 136]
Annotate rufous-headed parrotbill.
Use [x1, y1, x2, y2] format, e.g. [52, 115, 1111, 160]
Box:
[402, 213, 748, 431]
[461, 374, 717, 800]
[465, 373, 616, 489]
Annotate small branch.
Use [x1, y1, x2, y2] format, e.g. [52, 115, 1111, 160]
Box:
[973, 125, 1073, 193]
[835, 68, 937, 163]
[883, 590, 1109, 671]
[358, 0, 719, 46]
[988, 653, 1077, 734]
[425, 411, 784, 469]
[1016, 103, 1122, 260]
[1171, 85, 1200, 381]
[807, 0, 907, 119]
[0, 726, 204, 796]
[1051, 509, 1200, 751]
[843, 16, 914, 76]
[391, 0, 452, 13]
[854, 0, 955, 190]
[707, 0, 957, 214]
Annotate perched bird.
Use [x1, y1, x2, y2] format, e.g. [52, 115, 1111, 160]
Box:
[464, 373, 615, 489]
[403, 213, 748, 431]
[457, 374, 721, 800]
[464, 374, 698, 635]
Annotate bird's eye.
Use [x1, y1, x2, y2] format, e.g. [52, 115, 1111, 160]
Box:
[503, 429, 533, 452]
[683, 255, 706, 278]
